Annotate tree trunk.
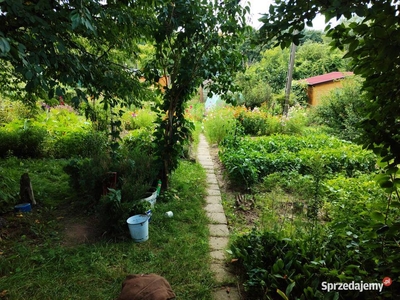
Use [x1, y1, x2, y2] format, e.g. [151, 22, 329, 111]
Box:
[20, 173, 36, 205]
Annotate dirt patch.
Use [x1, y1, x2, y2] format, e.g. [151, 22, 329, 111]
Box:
[54, 202, 105, 246]
[61, 214, 100, 247]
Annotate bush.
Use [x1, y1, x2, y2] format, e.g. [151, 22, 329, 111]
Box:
[0, 123, 47, 158]
[229, 228, 387, 300]
[203, 107, 238, 145]
[122, 108, 156, 130]
[48, 130, 108, 158]
[236, 109, 268, 136]
[122, 128, 154, 155]
[64, 141, 159, 235]
[311, 77, 366, 142]
[0, 99, 33, 124]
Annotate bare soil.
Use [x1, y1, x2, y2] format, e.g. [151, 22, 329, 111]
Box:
[61, 213, 100, 247]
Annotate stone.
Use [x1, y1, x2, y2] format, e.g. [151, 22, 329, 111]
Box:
[206, 195, 222, 204]
[210, 250, 226, 261]
[208, 224, 229, 237]
[210, 263, 235, 284]
[204, 203, 224, 213]
[207, 212, 227, 224]
[207, 189, 221, 196]
[209, 236, 229, 250]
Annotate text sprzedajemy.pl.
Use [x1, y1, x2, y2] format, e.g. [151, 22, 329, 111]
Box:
[321, 281, 384, 293]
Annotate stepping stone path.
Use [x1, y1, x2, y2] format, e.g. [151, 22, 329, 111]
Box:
[197, 134, 241, 300]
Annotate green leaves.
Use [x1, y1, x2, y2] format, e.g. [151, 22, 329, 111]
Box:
[219, 133, 376, 188]
[70, 7, 96, 33]
[0, 36, 10, 53]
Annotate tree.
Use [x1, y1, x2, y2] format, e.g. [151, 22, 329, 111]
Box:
[234, 69, 273, 109]
[258, 0, 400, 167]
[146, 0, 248, 189]
[258, 47, 290, 93]
[239, 26, 272, 66]
[299, 28, 323, 44]
[294, 41, 348, 79]
[0, 0, 153, 110]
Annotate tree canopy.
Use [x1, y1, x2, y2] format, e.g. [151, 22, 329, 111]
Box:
[0, 0, 154, 107]
[259, 0, 400, 167]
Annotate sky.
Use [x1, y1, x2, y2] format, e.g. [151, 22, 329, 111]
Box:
[245, 0, 329, 31]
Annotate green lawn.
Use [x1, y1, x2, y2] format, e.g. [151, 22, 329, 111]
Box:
[0, 160, 214, 299]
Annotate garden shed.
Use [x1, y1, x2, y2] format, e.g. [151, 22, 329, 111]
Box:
[303, 71, 354, 106]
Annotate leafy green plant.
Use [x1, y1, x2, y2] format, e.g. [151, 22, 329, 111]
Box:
[0, 98, 33, 124]
[0, 121, 47, 158]
[219, 133, 376, 188]
[203, 107, 238, 145]
[122, 108, 156, 130]
[48, 130, 107, 158]
[236, 109, 268, 136]
[311, 77, 366, 142]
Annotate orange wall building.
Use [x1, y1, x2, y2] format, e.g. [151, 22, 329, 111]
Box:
[303, 72, 354, 106]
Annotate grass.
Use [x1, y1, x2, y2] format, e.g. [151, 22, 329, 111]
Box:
[0, 160, 214, 299]
[1, 157, 74, 208]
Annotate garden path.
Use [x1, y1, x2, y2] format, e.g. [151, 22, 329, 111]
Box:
[196, 134, 240, 300]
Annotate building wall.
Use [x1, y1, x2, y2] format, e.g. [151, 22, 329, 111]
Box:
[308, 80, 344, 106]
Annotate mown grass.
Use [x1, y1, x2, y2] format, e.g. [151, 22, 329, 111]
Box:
[0, 160, 213, 299]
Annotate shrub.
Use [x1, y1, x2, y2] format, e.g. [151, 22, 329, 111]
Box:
[63, 156, 109, 205]
[311, 77, 366, 142]
[122, 128, 154, 155]
[64, 141, 159, 235]
[48, 130, 107, 158]
[0, 123, 47, 158]
[0, 129, 19, 158]
[229, 228, 389, 300]
[185, 99, 205, 122]
[122, 108, 156, 130]
[0, 99, 33, 124]
[203, 107, 237, 145]
[236, 108, 268, 136]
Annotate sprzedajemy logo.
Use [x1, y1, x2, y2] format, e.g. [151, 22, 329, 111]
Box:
[321, 278, 392, 293]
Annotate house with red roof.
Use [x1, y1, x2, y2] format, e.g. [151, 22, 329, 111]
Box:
[303, 71, 354, 106]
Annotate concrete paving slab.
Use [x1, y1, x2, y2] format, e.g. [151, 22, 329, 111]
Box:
[205, 203, 225, 213]
[209, 224, 230, 237]
[207, 189, 221, 196]
[209, 236, 229, 250]
[206, 195, 222, 204]
[210, 250, 226, 261]
[206, 171, 217, 177]
[210, 263, 235, 284]
[202, 164, 215, 169]
[208, 184, 220, 190]
[207, 212, 227, 224]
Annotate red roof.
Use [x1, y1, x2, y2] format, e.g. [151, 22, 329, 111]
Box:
[304, 72, 354, 85]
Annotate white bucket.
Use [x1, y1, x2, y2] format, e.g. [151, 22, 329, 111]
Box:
[126, 214, 149, 242]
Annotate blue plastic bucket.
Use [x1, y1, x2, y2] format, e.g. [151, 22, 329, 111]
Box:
[126, 214, 149, 242]
[14, 203, 32, 213]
